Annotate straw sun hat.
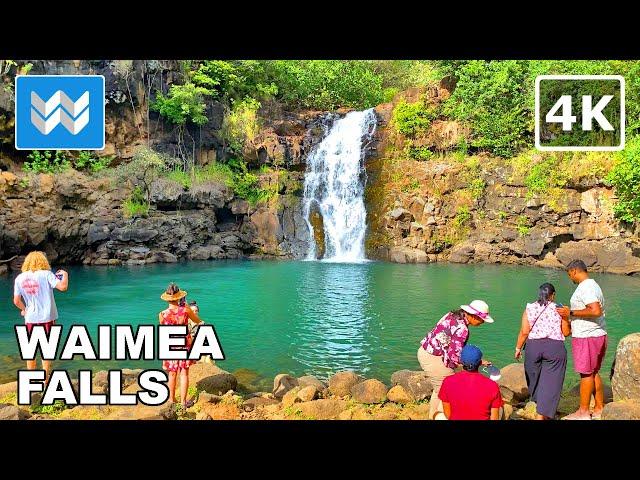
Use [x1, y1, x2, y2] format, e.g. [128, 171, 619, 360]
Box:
[460, 300, 494, 323]
[160, 288, 187, 302]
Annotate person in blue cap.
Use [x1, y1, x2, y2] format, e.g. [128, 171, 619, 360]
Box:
[438, 344, 504, 420]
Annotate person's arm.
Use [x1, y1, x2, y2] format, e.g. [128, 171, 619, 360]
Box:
[158, 312, 164, 324]
[515, 309, 531, 359]
[54, 270, 68, 292]
[561, 315, 572, 337]
[13, 295, 26, 316]
[490, 386, 503, 420]
[442, 402, 451, 420]
[185, 305, 202, 324]
[569, 302, 602, 321]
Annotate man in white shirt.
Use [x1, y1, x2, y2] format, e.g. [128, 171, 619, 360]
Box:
[557, 259, 607, 420]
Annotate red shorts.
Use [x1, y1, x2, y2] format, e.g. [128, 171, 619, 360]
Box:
[572, 335, 607, 375]
[26, 320, 56, 335]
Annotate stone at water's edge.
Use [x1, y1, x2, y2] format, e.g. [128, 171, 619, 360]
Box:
[297, 375, 325, 391]
[282, 386, 302, 408]
[0, 381, 17, 400]
[601, 400, 640, 420]
[611, 333, 640, 402]
[273, 373, 299, 399]
[328, 371, 363, 397]
[293, 399, 347, 420]
[242, 396, 280, 412]
[0, 403, 23, 420]
[498, 363, 529, 404]
[390, 370, 433, 401]
[387, 385, 415, 404]
[196, 373, 238, 396]
[297, 385, 319, 402]
[350, 379, 388, 404]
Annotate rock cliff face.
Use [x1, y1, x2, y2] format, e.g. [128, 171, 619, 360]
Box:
[364, 87, 640, 275]
[1, 62, 639, 274]
[0, 169, 311, 268]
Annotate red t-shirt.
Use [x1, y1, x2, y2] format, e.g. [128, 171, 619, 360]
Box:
[438, 371, 503, 420]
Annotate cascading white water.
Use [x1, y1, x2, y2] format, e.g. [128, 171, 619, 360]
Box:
[303, 109, 377, 262]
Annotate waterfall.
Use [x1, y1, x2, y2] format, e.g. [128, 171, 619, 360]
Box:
[303, 108, 377, 262]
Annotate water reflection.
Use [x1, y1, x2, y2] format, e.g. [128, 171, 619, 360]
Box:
[292, 262, 372, 378]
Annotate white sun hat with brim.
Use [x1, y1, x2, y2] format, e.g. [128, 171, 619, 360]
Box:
[460, 300, 494, 323]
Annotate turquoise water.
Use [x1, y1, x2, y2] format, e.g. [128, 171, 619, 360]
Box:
[1, 261, 639, 390]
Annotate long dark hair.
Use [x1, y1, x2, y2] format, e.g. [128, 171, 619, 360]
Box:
[537, 282, 556, 305]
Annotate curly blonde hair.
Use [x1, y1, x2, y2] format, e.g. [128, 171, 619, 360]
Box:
[21, 251, 51, 272]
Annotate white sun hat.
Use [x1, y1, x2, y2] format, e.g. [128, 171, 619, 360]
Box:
[460, 300, 494, 323]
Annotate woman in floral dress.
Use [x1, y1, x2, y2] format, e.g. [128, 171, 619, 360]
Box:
[418, 300, 495, 420]
[159, 283, 203, 408]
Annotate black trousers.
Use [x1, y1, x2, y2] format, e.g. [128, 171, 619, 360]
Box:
[524, 338, 567, 418]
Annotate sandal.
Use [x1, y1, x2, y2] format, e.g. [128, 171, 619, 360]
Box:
[182, 399, 195, 409]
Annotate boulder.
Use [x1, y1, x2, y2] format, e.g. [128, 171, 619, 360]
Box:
[449, 242, 475, 264]
[273, 374, 299, 399]
[390, 370, 433, 401]
[196, 373, 238, 396]
[387, 385, 415, 404]
[297, 385, 319, 402]
[282, 386, 302, 408]
[328, 371, 362, 397]
[188, 363, 229, 386]
[0, 404, 23, 420]
[515, 401, 538, 420]
[389, 246, 429, 264]
[293, 399, 347, 420]
[0, 382, 17, 400]
[242, 396, 280, 412]
[92, 370, 109, 395]
[350, 379, 388, 404]
[611, 333, 640, 401]
[502, 404, 514, 420]
[601, 400, 640, 420]
[297, 375, 325, 391]
[196, 411, 212, 420]
[105, 403, 177, 420]
[554, 240, 640, 275]
[199, 401, 241, 420]
[498, 363, 529, 403]
[388, 208, 413, 222]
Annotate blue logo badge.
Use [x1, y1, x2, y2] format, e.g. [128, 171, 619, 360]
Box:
[15, 75, 105, 150]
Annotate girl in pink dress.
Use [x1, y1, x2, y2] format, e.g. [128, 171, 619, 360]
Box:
[159, 283, 202, 408]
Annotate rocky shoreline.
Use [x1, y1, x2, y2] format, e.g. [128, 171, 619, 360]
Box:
[1, 332, 638, 420]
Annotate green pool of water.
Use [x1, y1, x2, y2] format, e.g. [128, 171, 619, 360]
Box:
[1, 260, 638, 391]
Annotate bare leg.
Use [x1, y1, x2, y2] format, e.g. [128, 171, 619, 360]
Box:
[26, 359, 37, 370]
[42, 359, 52, 385]
[168, 371, 177, 403]
[180, 369, 189, 407]
[593, 373, 605, 414]
[579, 373, 594, 413]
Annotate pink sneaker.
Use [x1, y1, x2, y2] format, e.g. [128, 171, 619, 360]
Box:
[591, 410, 603, 420]
[562, 411, 592, 420]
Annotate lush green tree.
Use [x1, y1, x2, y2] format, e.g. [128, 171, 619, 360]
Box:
[151, 83, 211, 125]
[441, 60, 531, 157]
[607, 135, 640, 223]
